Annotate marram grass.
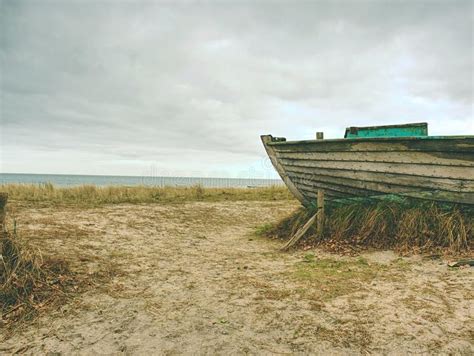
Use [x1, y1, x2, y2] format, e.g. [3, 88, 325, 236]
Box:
[263, 199, 474, 254]
[0, 229, 77, 327]
[0, 183, 293, 205]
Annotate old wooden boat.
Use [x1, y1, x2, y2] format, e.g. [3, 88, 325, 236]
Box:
[261, 123, 474, 205]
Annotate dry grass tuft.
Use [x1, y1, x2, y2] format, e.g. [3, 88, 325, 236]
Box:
[1, 183, 293, 206]
[0, 230, 78, 328]
[262, 199, 474, 254]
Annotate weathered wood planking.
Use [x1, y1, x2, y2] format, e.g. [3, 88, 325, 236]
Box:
[261, 135, 305, 202]
[401, 191, 474, 205]
[278, 159, 473, 180]
[298, 188, 350, 200]
[293, 179, 414, 197]
[275, 151, 474, 167]
[293, 176, 474, 205]
[285, 170, 474, 193]
[261, 134, 474, 205]
[268, 136, 474, 153]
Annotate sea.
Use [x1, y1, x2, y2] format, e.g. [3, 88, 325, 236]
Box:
[0, 173, 283, 188]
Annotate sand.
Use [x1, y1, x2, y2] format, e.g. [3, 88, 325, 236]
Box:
[1, 200, 473, 355]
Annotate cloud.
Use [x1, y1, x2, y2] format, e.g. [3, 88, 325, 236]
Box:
[1, 0, 472, 177]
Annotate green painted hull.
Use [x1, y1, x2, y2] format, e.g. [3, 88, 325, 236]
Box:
[344, 122, 428, 138]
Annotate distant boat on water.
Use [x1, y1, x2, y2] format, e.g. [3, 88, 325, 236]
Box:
[262, 123, 474, 205]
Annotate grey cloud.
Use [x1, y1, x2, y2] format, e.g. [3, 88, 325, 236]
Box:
[1, 0, 472, 176]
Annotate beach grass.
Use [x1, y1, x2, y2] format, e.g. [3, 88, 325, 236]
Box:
[0, 183, 294, 205]
[261, 199, 474, 254]
[0, 229, 79, 328]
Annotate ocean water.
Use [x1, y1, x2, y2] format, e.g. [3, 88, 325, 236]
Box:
[0, 173, 283, 188]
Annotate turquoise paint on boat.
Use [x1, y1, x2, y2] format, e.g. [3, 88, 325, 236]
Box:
[344, 122, 428, 138]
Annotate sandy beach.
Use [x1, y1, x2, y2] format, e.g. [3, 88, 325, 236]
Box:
[1, 199, 473, 355]
[3, 0, 473, 354]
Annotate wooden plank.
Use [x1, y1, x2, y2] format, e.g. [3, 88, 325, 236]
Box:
[270, 137, 474, 153]
[289, 173, 458, 199]
[297, 186, 356, 200]
[279, 158, 474, 180]
[288, 170, 474, 203]
[275, 150, 474, 167]
[400, 191, 474, 205]
[281, 211, 319, 251]
[284, 167, 474, 192]
[297, 184, 474, 205]
[294, 179, 401, 197]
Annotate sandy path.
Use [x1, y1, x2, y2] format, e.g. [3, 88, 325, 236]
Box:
[1, 201, 473, 355]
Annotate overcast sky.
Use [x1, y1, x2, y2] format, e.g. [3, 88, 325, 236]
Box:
[1, 0, 473, 178]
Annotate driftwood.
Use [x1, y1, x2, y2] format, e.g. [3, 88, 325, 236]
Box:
[280, 210, 320, 251]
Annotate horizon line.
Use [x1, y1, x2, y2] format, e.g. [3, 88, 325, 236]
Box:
[0, 172, 282, 181]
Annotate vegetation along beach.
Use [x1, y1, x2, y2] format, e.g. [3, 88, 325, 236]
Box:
[1, 184, 472, 354]
[2, 0, 473, 354]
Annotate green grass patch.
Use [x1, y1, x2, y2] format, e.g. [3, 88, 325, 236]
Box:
[291, 255, 386, 300]
[254, 223, 275, 237]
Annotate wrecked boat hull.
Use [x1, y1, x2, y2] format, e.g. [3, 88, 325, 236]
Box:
[261, 134, 474, 206]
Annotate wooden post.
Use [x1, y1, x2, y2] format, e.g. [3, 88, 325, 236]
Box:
[316, 132, 324, 140]
[0, 193, 7, 233]
[316, 189, 325, 237]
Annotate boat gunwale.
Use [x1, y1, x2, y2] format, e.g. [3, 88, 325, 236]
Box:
[266, 135, 474, 146]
